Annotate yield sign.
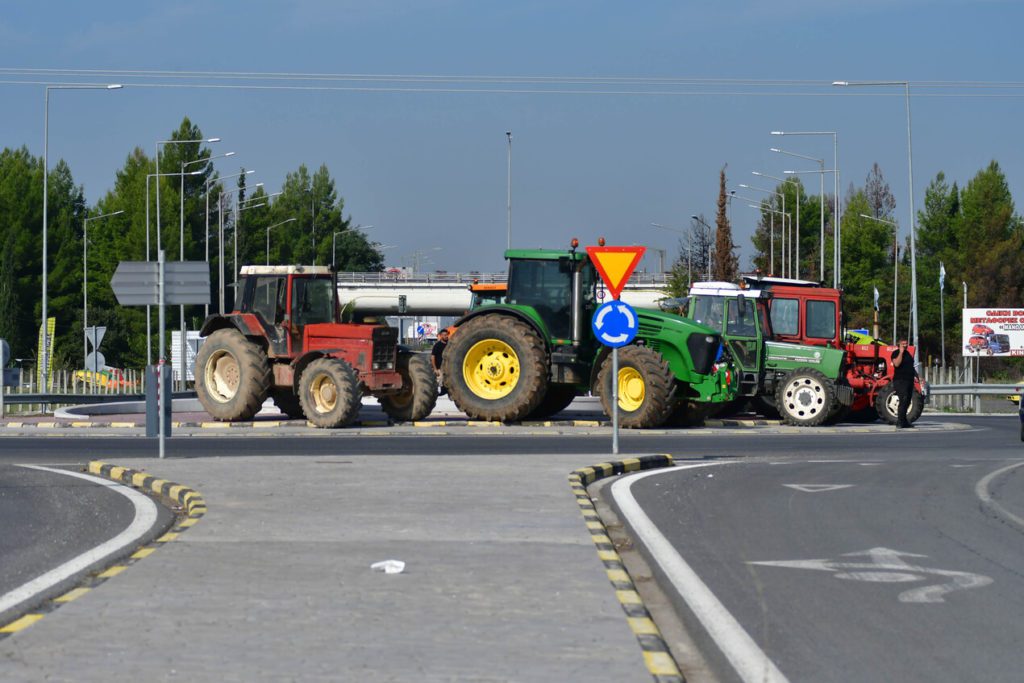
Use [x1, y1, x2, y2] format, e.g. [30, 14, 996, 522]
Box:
[586, 246, 646, 300]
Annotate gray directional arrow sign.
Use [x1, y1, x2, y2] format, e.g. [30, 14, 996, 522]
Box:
[111, 261, 210, 306]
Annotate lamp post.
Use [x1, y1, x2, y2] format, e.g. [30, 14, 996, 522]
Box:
[743, 203, 790, 276]
[771, 130, 840, 285]
[333, 225, 374, 269]
[41, 83, 122, 390]
[155, 135, 220, 262]
[204, 168, 251, 317]
[83, 209, 123, 374]
[772, 148, 827, 281]
[235, 194, 268, 288]
[506, 131, 512, 250]
[738, 185, 786, 275]
[217, 182, 262, 312]
[859, 213, 900, 342]
[753, 171, 802, 279]
[690, 215, 713, 281]
[651, 222, 689, 286]
[267, 218, 298, 265]
[833, 80, 919, 369]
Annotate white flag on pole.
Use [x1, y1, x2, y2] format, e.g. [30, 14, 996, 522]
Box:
[939, 261, 946, 289]
[873, 286, 879, 311]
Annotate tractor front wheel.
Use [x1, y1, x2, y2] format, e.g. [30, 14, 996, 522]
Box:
[299, 358, 363, 428]
[775, 368, 835, 427]
[443, 315, 548, 422]
[875, 383, 924, 425]
[596, 345, 676, 428]
[378, 352, 438, 422]
[195, 328, 271, 421]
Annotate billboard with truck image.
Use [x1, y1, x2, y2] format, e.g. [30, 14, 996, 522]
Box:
[962, 308, 1024, 356]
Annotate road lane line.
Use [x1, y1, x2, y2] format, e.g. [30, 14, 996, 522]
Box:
[0, 465, 159, 617]
[611, 464, 790, 683]
[975, 460, 1024, 532]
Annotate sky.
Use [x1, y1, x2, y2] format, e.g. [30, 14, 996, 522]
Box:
[2, 0, 1023, 275]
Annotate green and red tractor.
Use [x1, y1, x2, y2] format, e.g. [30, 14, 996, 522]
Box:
[194, 265, 437, 427]
[441, 241, 736, 427]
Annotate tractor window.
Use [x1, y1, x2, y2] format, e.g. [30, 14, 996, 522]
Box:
[770, 298, 799, 336]
[691, 296, 725, 332]
[507, 258, 573, 338]
[726, 300, 757, 337]
[292, 277, 336, 327]
[806, 300, 837, 340]
[250, 276, 285, 325]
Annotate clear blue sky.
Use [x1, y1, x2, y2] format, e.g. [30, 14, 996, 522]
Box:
[2, 1, 1022, 274]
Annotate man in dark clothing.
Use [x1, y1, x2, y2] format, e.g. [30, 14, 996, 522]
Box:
[431, 328, 450, 396]
[891, 339, 917, 428]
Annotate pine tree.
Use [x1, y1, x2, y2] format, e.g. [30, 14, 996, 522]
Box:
[713, 166, 738, 282]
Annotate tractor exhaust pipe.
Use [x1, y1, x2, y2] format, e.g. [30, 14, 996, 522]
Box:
[571, 264, 583, 346]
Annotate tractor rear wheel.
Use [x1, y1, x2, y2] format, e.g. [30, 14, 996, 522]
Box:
[443, 314, 548, 422]
[271, 389, 305, 419]
[378, 352, 438, 422]
[875, 383, 924, 425]
[298, 358, 362, 428]
[775, 368, 835, 427]
[596, 345, 676, 428]
[195, 328, 271, 421]
[526, 385, 578, 420]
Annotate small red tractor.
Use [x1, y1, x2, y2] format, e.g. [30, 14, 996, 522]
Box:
[742, 275, 929, 424]
[195, 265, 437, 427]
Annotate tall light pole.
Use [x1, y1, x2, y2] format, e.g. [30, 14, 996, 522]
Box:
[217, 182, 262, 312]
[506, 131, 512, 250]
[333, 225, 374, 269]
[860, 213, 900, 342]
[772, 148, 827, 281]
[743, 203, 790, 276]
[156, 135, 220, 263]
[690, 215, 713, 281]
[267, 218, 298, 265]
[771, 131, 840, 285]
[651, 222, 690, 287]
[235, 194, 268, 288]
[83, 209, 123, 373]
[753, 171, 802, 279]
[738, 185, 786, 275]
[203, 168, 250, 317]
[784, 168, 837, 285]
[41, 83, 122, 390]
[833, 80, 919, 368]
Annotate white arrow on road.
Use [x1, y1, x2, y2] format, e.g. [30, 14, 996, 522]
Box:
[782, 484, 854, 493]
[750, 547, 992, 603]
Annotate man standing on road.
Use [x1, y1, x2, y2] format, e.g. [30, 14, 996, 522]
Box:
[432, 328, 450, 396]
[891, 339, 917, 428]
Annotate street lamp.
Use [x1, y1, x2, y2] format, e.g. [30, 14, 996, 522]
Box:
[267, 218, 298, 265]
[860, 213, 901, 342]
[41, 83, 122, 390]
[83, 209, 124, 374]
[833, 79, 919, 368]
[155, 135, 220, 263]
[738, 184, 786, 275]
[203, 168, 251, 317]
[333, 225, 374, 269]
[651, 222, 690, 287]
[771, 148, 828, 281]
[771, 130, 840, 285]
[743, 203, 790, 276]
[217, 182, 262, 312]
[506, 131, 512, 250]
[690, 215, 713, 281]
[753, 171, 802, 279]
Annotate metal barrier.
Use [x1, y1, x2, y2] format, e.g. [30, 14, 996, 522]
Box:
[927, 384, 1022, 396]
[1, 391, 196, 406]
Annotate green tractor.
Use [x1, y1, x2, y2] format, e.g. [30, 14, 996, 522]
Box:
[441, 241, 736, 427]
[681, 281, 852, 426]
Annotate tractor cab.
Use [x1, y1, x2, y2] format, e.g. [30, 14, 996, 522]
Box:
[687, 282, 770, 395]
[504, 249, 596, 344]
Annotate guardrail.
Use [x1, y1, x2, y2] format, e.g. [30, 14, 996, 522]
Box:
[928, 384, 1021, 397]
[1, 391, 196, 406]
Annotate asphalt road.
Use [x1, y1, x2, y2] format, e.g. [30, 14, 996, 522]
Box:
[607, 416, 1024, 682]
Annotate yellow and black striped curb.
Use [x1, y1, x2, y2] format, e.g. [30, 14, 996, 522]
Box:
[569, 455, 683, 683]
[0, 462, 204, 639]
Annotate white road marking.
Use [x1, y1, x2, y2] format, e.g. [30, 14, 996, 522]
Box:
[0, 465, 159, 616]
[975, 461, 1024, 530]
[858, 463, 883, 466]
[750, 547, 992, 604]
[782, 484, 854, 493]
[611, 465, 790, 683]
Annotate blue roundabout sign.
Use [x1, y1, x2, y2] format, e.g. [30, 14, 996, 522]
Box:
[591, 300, 639, 348]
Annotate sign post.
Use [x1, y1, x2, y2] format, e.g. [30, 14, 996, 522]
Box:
[586, 245, 645, 455]
[0, 339, 8, 419]
[111, 258, 210, 458]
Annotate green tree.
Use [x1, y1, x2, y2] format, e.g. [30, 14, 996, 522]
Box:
[915, 172, 961, 361]
[838, 190, 894, 334]
[713, 167, 738, 281]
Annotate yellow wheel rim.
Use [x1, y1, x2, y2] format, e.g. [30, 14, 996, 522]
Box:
[618, 366, 646, 412]
[206, 350, 240, 403]
[310, 373, 338, 414]
[463, 339, 520, 399]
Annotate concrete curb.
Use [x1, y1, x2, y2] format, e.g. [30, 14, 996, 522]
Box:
[569, 455, 683, 683]
[0, 463, 205, 639]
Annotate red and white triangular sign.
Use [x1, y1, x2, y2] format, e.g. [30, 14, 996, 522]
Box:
[586, 246, 646, 300]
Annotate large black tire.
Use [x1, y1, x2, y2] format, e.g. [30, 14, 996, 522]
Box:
[271, 389, 305, 419]
[751, 394, 781, 420]
[526, 385, 578, 420]
[665, 399, 712, 428]
[195, 328, 271, 421]
[596, 345, 676, 428]
[443, 314, 548, 422]
[775, 368, 835, 427]
[875, 383, 924, 425]
[298, 358, 363, 428]
[378, 352, 438, 422]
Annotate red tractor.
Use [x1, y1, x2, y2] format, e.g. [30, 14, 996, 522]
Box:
[195, 265, 437, 427]
[742, 275, 929, 424]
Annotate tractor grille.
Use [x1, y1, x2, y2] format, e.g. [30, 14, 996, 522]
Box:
[372, 326, 398, 370]
[638, 319, 664, 337]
